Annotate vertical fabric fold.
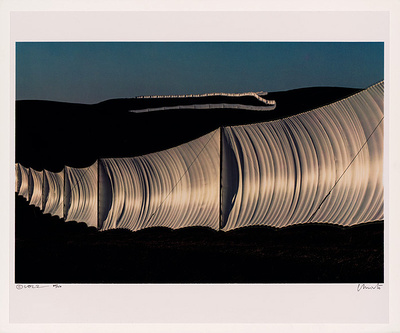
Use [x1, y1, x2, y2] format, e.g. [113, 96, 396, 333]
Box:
[98, 129, 220, 231]
[17, 164, 30, 201]
[28, 168, 43, 209]
[43, 169, 64, 218]
[64, 161, 98, 227]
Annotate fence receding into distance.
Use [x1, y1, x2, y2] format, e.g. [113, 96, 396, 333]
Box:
[15, 82, 384, 231]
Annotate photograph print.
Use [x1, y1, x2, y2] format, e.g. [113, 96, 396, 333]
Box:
[14, 41, 384, 284]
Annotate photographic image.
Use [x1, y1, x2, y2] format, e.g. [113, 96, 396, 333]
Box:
[15, 41, 384, 284]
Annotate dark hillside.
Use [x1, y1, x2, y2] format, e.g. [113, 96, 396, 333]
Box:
[264, 86, 362, 117]
[15, 87, 360, 171]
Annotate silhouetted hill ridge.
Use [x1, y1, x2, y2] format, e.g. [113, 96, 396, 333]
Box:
[16, 86, 360, 170]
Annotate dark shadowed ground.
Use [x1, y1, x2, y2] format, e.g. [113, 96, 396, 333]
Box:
[15, 195, 383, 284]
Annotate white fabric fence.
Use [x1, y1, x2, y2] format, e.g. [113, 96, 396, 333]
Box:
[43, 169, 64, 218]
[221, 82, 383, 229]
[64, 162, 98, 228]
[15, 82, 384, 231]
[17, 163, 30, 201]
[130, 103, 276, 113]
[99, 130, 220, 231]
[28, 168, 43, 209]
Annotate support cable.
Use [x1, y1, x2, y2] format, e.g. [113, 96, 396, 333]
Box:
[146, 128, 220, 224]
[307, 116, 384, 223]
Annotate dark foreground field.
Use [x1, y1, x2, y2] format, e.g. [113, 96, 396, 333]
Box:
[15, 195, 383, 284]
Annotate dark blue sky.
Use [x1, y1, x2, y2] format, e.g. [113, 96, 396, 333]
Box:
[16, 42, 384, 104]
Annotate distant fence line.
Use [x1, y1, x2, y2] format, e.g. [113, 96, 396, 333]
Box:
[130, 102, 276, 113]
[136, 91, 275, 106]
[16, 82, 384, 232]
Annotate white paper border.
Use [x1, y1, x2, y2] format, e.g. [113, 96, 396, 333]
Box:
[1, 3, 400, 333]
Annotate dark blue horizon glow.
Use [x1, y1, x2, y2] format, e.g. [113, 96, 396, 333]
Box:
[16, 42, 384, 104]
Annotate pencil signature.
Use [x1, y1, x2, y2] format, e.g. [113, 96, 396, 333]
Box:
[357, 283, 383, 292]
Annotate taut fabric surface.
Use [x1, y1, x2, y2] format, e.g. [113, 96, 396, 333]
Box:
[64, 162, 98, 228]
[221, 82, 384, 230]
[43, 169, 64, 218]
[99, 130, 220, 231]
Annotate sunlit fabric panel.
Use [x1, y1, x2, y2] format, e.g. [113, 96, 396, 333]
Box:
[64, 161, 98, 227]
[15, 163, 21, 193]
[17, 164, 30, 200]
[99, 129, 220, 231]
[28, 168, 43, 209]
[310, 82, 384, 225]
[43, 169, 64, 218]
[221, 82, 384, 230]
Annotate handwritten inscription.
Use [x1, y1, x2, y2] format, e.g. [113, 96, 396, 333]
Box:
[16, 284, 62, 290]
[357, 283, 383, 292]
